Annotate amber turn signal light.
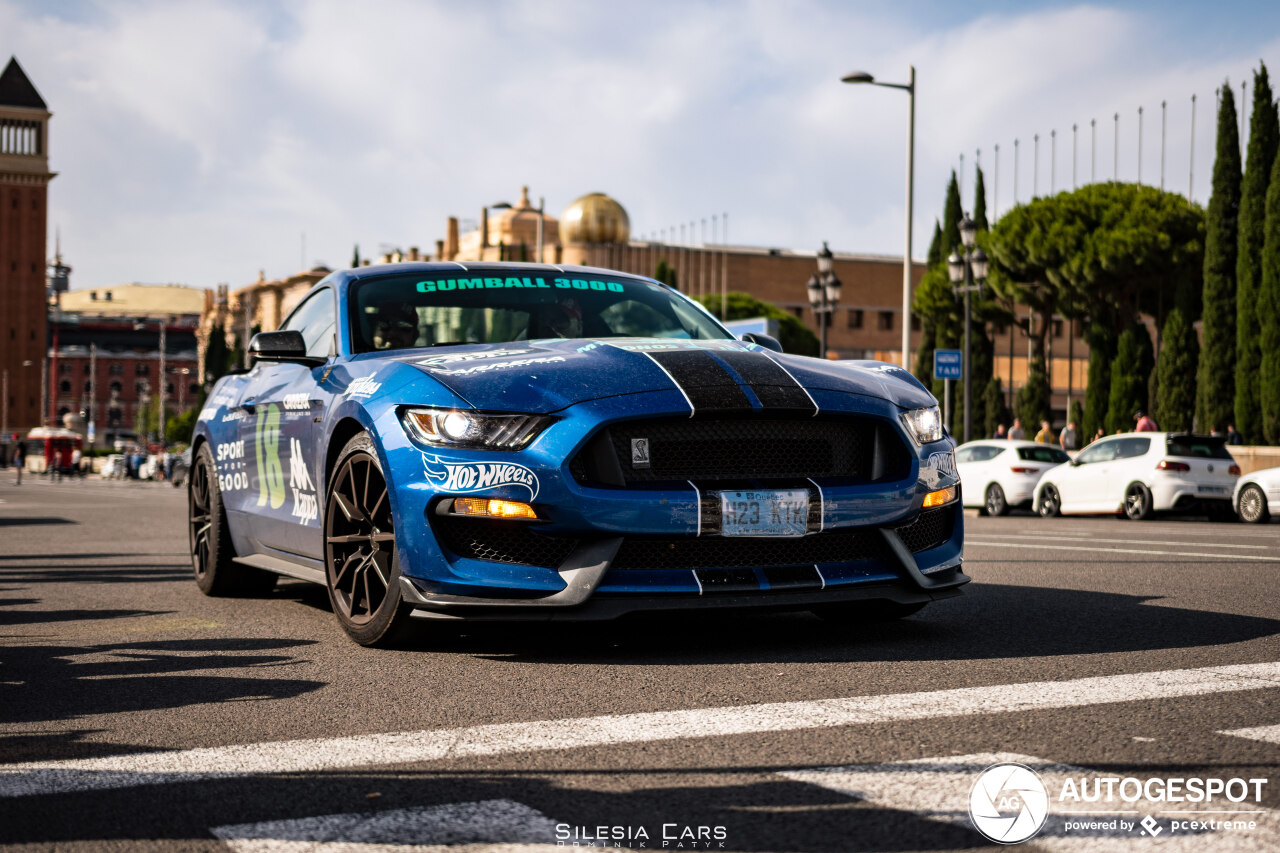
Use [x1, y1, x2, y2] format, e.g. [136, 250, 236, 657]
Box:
[452, 497, 538, 520]
[922, 486, 957, 508]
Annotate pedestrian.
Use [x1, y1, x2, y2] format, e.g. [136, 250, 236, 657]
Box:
[993, 424, 1007, 439]
[71, 446, 82, 478]
[1059, 420, 1079, 450]
[12, 440, 24, 486]
[1210, 425, 1224, 437]
[1092, 427, 1105, 444]
[1134, 410, 1158, 432]
[1034, 419, 1055, 444]
[1008, 418, 1026, 440]
[1226, 424, 1243, 445]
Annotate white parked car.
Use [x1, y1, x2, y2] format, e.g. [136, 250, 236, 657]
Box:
[955, 440, 1071, 516]
[1034, 432, 1240, 520]
[1233, 465, 1280, 523]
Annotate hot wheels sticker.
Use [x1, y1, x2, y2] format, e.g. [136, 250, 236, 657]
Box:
[422, 454, 539, 501]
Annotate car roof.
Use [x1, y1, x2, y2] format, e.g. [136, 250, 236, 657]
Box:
[957, 439, 1053, 449]
[344, 260, 660, 284]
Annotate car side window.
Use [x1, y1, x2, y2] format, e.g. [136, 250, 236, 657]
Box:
[974, 446, 1003, 462]
[1075, 440, 1117, 465]
[281, 289, 335, 358]
[1116, 437, 1151, 459]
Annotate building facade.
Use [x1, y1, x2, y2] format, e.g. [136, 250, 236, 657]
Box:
[0, 57, 52, 438]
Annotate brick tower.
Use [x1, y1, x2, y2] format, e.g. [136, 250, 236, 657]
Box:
[0, 57, 52, 435]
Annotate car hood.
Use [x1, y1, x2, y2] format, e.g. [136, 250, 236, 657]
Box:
[367, 339, 936, 413]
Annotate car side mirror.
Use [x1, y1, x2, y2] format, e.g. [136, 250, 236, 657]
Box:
[1069, 458, 1081, 466]
[249, 331, 325, 366]
[739, 332, 783, 353]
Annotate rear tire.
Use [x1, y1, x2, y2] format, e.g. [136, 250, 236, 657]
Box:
[189, 443, 277, 596]
[985, 483, 1009, 517]
[812, 601, 927, 622]
[1123, 482, 1153, 520]
[1238, 484, 1270, 524]
[1038, 484, 1061, 517]
[323, 433, 415, 647]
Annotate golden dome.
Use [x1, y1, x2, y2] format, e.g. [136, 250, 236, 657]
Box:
[560, 192, 630, 244]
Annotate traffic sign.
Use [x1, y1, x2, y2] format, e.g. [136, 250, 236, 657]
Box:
[934, 349, 963, 380]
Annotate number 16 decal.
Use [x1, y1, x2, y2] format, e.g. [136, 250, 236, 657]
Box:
[255, 404, 286, 509]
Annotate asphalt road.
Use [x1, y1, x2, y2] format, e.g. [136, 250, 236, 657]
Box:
[1, 475, 1279, 851]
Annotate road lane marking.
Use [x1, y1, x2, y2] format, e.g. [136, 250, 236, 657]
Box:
[782, 752, 1277, 851]
[212, 799, 562, 852]
[979, 534, 1272, 550]
[1219, 724, 1280, 745]
[965, 540, 1280, 562]
[1, 661, 1277, 799]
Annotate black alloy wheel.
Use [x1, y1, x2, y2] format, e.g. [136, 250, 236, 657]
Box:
[189, 443, 275, 596]
[324, 433, 413, 646]
[1038, 484, 1061, 517]
[1238, 485, 1269, 524]
[1123, 482, 1153, 520]
[985, 483, 1009, 517]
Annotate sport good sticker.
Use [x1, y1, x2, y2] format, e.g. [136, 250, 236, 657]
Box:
[422, 454, 539, 501]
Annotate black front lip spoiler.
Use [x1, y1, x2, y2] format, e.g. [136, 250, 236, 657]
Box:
[398, 527, 968, 622]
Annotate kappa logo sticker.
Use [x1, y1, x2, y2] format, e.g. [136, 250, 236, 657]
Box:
[423, 454, 539, 501]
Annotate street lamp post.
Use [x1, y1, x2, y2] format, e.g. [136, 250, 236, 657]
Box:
[806, 242, 842, 358]
[842, 66, 914, 371]
[946, 216, 989, 443]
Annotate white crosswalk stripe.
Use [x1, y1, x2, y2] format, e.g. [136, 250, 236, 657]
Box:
[1220, 724, 1280, 746]
[782, 753, 1277, 851]
[211, 799, 561, 852]
[1, 661, 1277, 799]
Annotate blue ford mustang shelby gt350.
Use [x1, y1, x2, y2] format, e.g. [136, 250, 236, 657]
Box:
[190, 262, 965, 645]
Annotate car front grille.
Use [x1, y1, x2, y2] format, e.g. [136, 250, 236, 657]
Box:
[610, 527, 891, 570]
[569, 415, 910, 487]
[434, 517, 579, 569]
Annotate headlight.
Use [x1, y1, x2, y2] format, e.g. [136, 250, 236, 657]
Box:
[400, 407, 552, 450]
[901, 406, 943, 444]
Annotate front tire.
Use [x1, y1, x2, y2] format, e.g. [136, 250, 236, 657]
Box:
[324, 433, 414, 647]
[1237, 485, 1269, 524]
[1123, 482, 1153, 520]
[1038, 484, 1061, 517]
[189, 443, 277, 596]
[985, 483, 1009, 517]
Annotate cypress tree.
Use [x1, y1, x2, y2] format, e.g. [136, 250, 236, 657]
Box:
[351, 244, 361, 268]
[983, 376, 1011, 438]
[1260, 121, 1280, 443]
[1156, 309, 1200, 432]
[927, 220, 943, 266]
[1107, 325, 1153, 433]
[1083, 322, 1115, 439]
[1196, 82, 1241, 433]
[1017, 355, 1051, 430]
[1236, 64, 1278, 442]
[973, 167, 989, 231]
[941, 172, 963, 257]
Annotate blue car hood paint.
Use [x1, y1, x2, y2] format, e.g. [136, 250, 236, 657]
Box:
[359, 339, 936, 413]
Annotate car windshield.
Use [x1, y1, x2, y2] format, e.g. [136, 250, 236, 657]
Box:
[351, 271, 732, 352]
[1166, 435, 1234, 459]
[1017, 447, 1071, 464]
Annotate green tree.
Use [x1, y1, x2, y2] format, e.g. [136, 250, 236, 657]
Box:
[1017, 355, 1051, 429]
[166, 406, 199, 444]
[351, 244, 361, 268]
[973, 166, 989, 231]
[1261, 116, 1280, 442]
[203, 323, 230, 386]
[1068, 399, 1084, 432]
[654, 259, 677, 289]
[913, 221, 945, 384]
[695, 291, 819, 357]
[1236, 64, 1278, 442]
[983, 376, 1011, 438]
[1196, 81, 1241, 432]
[1156, 309, 1199, 432]
[1106, 325, 1154, 433]
[1083, 322, 1114, 440]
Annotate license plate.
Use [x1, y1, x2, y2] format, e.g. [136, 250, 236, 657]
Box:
[720, 489, 809, 537]
[1197, 485, 1227, 495]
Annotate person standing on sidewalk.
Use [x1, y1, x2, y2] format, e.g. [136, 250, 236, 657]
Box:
[1059, 421, 1079, 451]
[12, 440, 24, 485]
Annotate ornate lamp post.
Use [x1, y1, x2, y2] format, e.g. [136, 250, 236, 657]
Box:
[806, 242, 842, 357]
[946, 215, 989, 443]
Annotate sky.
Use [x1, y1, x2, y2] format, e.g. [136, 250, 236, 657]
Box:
[4, 0, 1280, 292]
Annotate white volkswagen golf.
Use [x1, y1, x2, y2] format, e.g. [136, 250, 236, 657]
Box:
[1033, 432, 1240, 520]
[1233, 465, 1280, 523]
[955, 440, 1071, 516]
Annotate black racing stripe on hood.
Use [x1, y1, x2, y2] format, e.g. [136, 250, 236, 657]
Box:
[716, 350, 817, 413]
[647, 350, 752, 413]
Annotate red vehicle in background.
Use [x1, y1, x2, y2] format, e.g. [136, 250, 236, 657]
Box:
[24, 427, 83, 475]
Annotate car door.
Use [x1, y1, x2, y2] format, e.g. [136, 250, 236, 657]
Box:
[1056, 438, 1119, 512]
[1102, 436, 1152, 509]
[242, 288, 337, 559]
